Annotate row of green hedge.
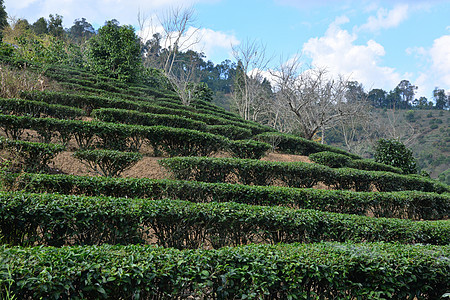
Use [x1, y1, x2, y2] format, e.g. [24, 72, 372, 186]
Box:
[0, 138, 64, 172]
[309, 151, 404, 173]
[0, 114, 270, 158]
[159, 156, 450, 193]
[7, 173, 449, 220]
[21, 91, 271, 135]
[0, 97, 85, 119]
[0, 192, 448, 247]
[256, 132, 361, 158]
[92, 107, 208, 131]
[92, 107, 257, 140]
[2, 242, 448, 299]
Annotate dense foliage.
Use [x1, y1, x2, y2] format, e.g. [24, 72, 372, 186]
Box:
[374, 138, 418, 174]
[85, 20, 141, 82]
[1, 242, 448, 299]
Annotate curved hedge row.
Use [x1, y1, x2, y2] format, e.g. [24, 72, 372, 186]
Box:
[159, 157, 450, 193]
[0, 114, 229, 156]
[206, 124, 253, 140]
[21, 91, 271, 135]
[0, 192, 448, 247]
[6, 173, 449, 220]
[0, 114, 272, 158]
[255, 132, 361, 158]
[309, 151, 404, 173]
[1, 242, 448, 299]
[0, 97, 85, 119]
[92, 107, 208, 131]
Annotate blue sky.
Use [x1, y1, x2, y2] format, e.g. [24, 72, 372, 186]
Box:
[5, 0, 450, 99]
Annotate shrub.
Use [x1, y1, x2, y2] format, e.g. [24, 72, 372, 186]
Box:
[227, 140, 271, 159]
[0, 137, 64, 172]
[73, 149, 142, 177]
[374, 138, 417, 174]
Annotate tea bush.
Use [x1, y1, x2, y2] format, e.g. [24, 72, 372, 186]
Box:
[73, 149, 142, 177]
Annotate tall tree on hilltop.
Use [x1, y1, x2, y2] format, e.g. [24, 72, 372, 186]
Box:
[396, 80, 417, 109]
[32, 17, 48, 35]
[368, 88, 387, 108]
[433, 87, 447, 110]
[0, 0, 8, 41]
[47, 14, 64, 37]
[69, 18, 95, 43]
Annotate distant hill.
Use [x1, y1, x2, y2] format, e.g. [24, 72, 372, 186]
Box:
[325, 108, 449, 183]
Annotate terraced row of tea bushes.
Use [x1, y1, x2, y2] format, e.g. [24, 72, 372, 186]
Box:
[0, 138, 64, 172]
[0, 114, 228, 155]
[309, 151, 403, 173]
[2, 242, 447, 299]
[256, 132, 361, 158]
[0, 192, 448, 247]
[92, 107, 209, 131]
[160, 157, 450, 193]
[42, 69, 137, 95]
[21, 91, 272, 135]
[0, 98, 85, 119]
[7, 173, 449, 220]
[43, 65, 181, 101]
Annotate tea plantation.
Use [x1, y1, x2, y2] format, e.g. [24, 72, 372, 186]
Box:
[0, 57, 449, 299]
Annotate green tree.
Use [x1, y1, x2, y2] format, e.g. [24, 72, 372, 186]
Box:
[396, 80, 416, 108]
[48, 14, 64, 37]
[32, 17, 48, 35]
[86, 20, 142, 82]
[374, 138, 417, 174]
[0, 0, 7, 41]
[368, 88, 387, 108]
[68, 17, 95, 43]
[433, 87, 446, 110]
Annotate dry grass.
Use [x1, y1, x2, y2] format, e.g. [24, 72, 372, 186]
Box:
[0, 63, 60, 98]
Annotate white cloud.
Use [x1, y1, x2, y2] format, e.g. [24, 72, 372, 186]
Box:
[302, 16, 403, 92]
[359, 4, 409, 32]
[415, 35, 450, 96]
[138, 22, 239, 63]
[4, 0, 217, 28]
[188, 27, 240, 61]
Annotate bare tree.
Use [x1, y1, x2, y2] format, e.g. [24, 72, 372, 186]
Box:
[231, 39, 272, 121]
[271, 58, 363, 141]
[138, 6, 202, 105]
[158, 6, 200, 75]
